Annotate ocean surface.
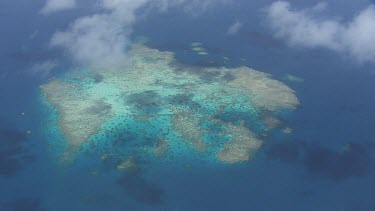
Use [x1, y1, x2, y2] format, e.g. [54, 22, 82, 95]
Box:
[1, 1, 375, 211]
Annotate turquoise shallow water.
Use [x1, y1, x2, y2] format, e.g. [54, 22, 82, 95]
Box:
[30, 49, 304, 211]
[39, 43, 298, 169]
[43, 68, 269, 166]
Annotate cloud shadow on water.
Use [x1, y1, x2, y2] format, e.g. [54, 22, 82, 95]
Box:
[0, 124, 36, 177]
[1, 197, 44, 211]
[238, 30, 284, 49]
[116, 170, 164, 206]
[265, 139, 375, 181]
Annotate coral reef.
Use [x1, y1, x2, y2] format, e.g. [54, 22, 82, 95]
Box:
[282, 73, 304, 83]
[42, 45, 299, 164]
[153, 140, 169, 157]
[217, 121, 262, 164]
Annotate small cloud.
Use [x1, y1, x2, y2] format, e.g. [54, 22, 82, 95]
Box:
[49, 0, 148, 69]
[265, 1, 375, 63]
[180, 0, 231, 17]
[48, 0, 232, 69]
[312, 2, 327, 12]
[227, 21, 242, 35]
[29, 30, 39, 40]
[29, 60, 57, 78]
[40, 0, 76, 15]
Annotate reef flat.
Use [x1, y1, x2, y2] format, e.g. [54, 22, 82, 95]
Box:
[41, 45, 299, 164]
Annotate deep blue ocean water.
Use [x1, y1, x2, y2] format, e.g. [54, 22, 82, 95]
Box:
[1, 1, 375, 210]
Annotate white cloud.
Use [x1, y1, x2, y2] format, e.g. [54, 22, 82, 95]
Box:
[266, 1, 375, 63]
[180, 0, 228, 16]
[312, 2, 327, 12]
[49, 0, 231, 69]
[150, 0, 229, 16]
[227, 21, 242, 35]
[30, 60, 57, 77]
[50, 0, 151, 69]
[29, 30, 39, 40]
[41, 0, 76, 14]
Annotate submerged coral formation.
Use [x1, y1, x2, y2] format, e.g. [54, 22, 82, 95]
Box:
[42, 45, 299, 164]
[282, 73, 304, 83]
[191, 42, 208, 55]
[41, 80, 115, 148]
[153, 140, 169, 157]
[217, 121, 262, 164]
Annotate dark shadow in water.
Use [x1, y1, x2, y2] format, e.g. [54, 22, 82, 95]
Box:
[192, 60, 226, 68]
[123, 90, 164, 114]
[0, 126, 36, 177]
[81, 192, 119, 209]
[165, 93, 203, 113]
[167, 93, 194, 105]
[169, 61, 237, 83]
[1, 197, 44, 211]
[170, 62, 223, 82]
[221, 72, 236, 81]
[215, 111, 264, 133]
[266, 140, 375, 180]
[266, 140, 304, 164]
[125, 90, 161, 106]
[238, 30, 284, 49]
[85, 101, 112, 115]
[92, 73, 104, 83]
[117, 170, 164, 206]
